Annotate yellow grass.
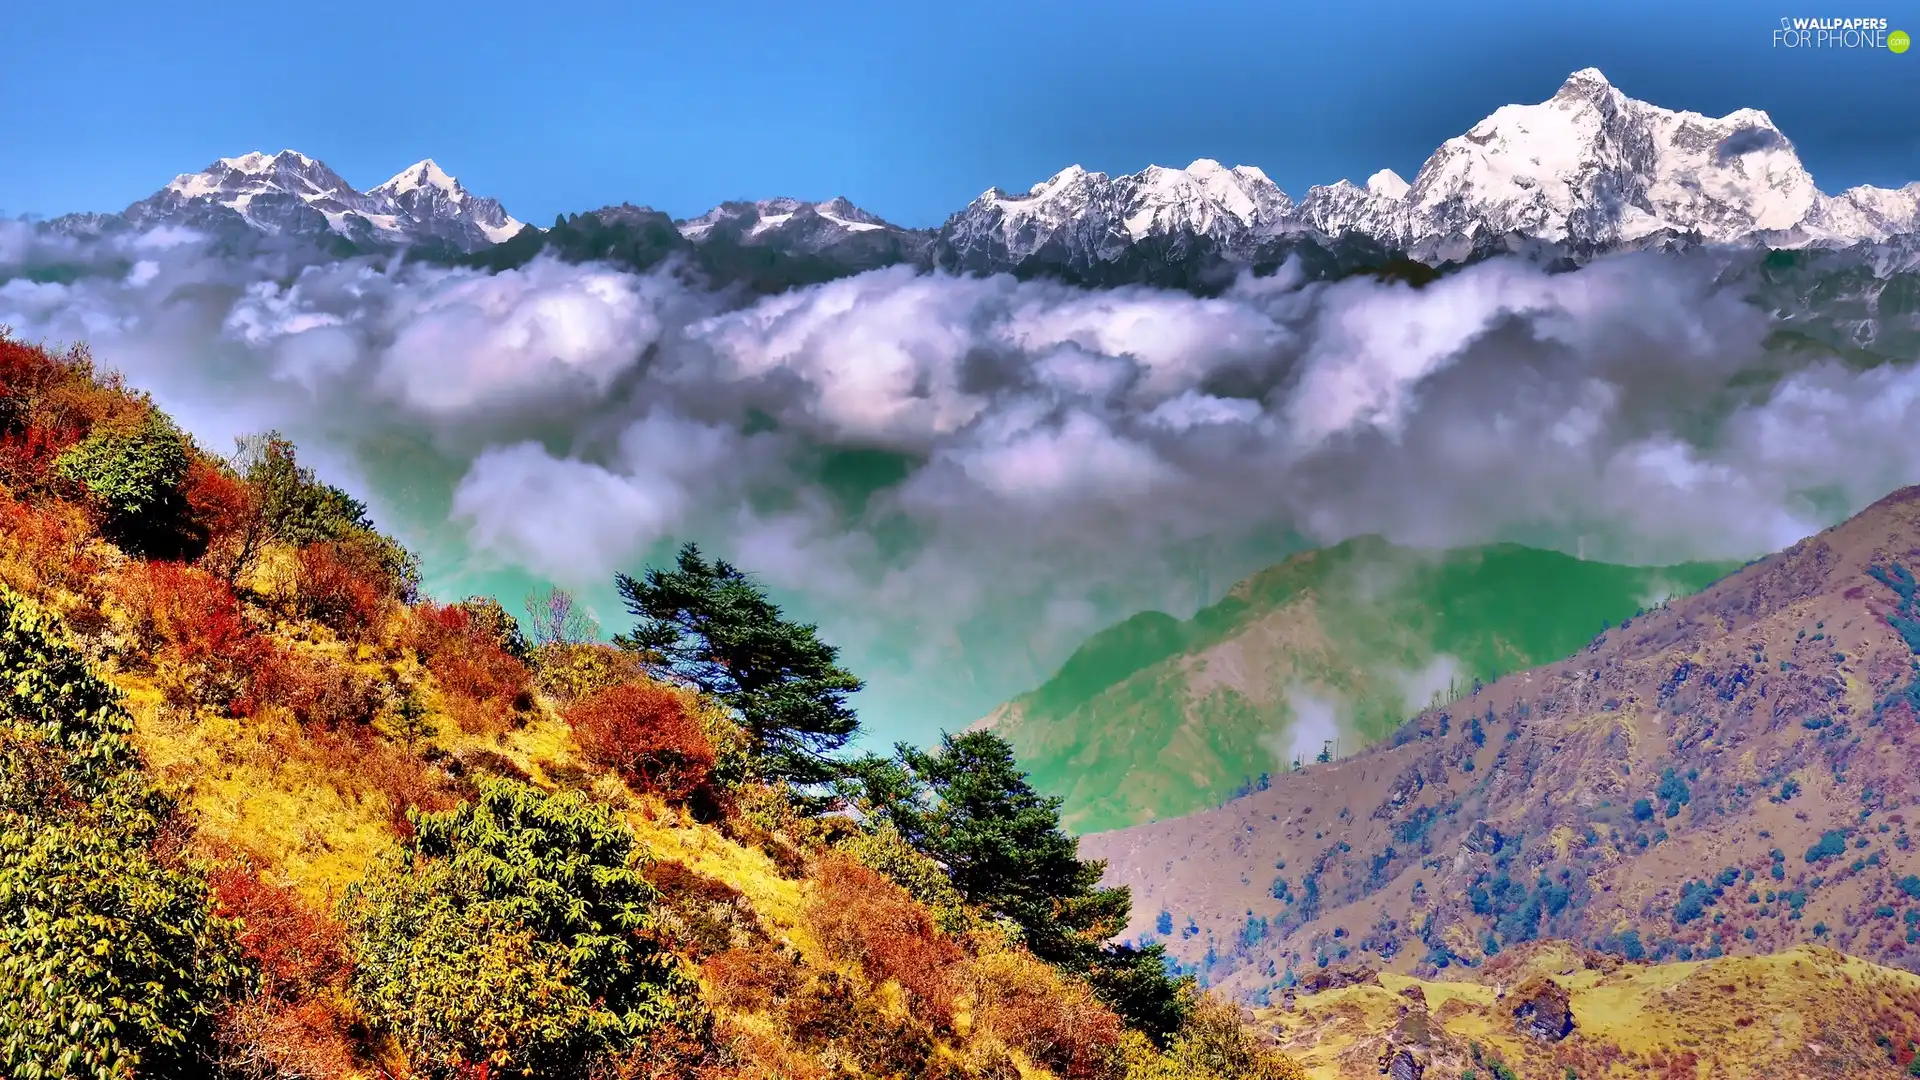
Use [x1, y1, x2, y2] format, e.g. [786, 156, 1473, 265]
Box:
[1264, 944, 1920, 1080]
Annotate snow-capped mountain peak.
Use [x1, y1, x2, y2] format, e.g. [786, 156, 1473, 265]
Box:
[1551, 66, 1620, 102]
[673, 196, 913, 257]
[942, 158, 1297, 268]
[370, 159, 523, 246]
[1365, 169, 1410, 200]
[938, 68, 1920, 271]
[375, 158, 458, 197]
[132, 150, 522, 251]
[163, 149, 347, 201]
[70, 67, 1920, 278]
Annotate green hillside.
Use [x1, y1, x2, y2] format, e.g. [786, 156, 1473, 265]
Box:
[982, 538, 1737, 833]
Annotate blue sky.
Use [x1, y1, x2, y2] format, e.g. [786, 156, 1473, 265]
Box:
[4, 0, 1918, 227]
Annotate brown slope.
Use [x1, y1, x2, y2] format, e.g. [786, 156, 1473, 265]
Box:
[1261, 942, 1920, 1080]
[1082, 484, 1920, 1003]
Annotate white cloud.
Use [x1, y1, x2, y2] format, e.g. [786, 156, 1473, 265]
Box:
[5, 223, 1918, 743]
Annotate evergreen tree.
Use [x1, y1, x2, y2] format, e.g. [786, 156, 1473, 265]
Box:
[614, 543, 862, 784]
[844, 729, 1193, 1043]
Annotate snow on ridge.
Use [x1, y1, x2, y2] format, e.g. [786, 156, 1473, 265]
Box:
[141, 149, 522, 252]
[942, 66, 1920, 263]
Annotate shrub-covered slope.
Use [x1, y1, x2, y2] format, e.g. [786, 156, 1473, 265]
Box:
[0, 332, 1303, 1080]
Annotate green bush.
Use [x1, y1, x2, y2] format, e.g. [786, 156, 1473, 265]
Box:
[236, 432, 421, 601]
[341, 777, 700, 1077]
[458, 595, 529, 660]
[0, 587, 247, 1079]
[52, 413, 196, 556]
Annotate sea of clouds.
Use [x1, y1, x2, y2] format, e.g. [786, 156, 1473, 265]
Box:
[5, 222, 1919, 744]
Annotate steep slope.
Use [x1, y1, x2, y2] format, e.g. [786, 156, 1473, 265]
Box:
[982, 539, 1734, 833]
[0, 332, 1305, 1080]
[1264, 941, 1920, 1079]
[1083, 485, 1920, 1001]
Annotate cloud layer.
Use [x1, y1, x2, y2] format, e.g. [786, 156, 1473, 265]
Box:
[5, 224, 1919, 743]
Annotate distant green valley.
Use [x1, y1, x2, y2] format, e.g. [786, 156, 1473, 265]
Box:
[979, 538, 1737, 833]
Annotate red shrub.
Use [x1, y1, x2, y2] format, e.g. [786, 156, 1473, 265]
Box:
[117, 561, 258, 665]
[207, 866, 350, 997]
[0, 341, 85, 486]
[206, 865, 364, 1078]
[405, 602, 531, 704]
[806, 855, 965, 1028]
[234, 647, 383, 730]
[183, 457, 262, 581]
[287, 541, 387, 637]
[115, 560, 272, 708]
[565, 683, 715, 801]
[0, 339, 141, 490]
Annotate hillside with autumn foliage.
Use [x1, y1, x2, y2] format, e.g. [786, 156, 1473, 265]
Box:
[0, 330, 1312, 1080]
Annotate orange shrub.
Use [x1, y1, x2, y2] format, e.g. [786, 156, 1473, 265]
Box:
[286, 541, 388, 637]
[215, 996, 362, 1080]
[294, 723, 465, 838]
[404, 602, 531, 706]
[114, 560, 271, 708]
[702, 945, 805, 1011]
[806, 854, 965, 1028]
[970, 952, 1125, 1080]
[0, 490, 105, 595]
[208, 866, 350, 997]
[235, 647, 384, 730]
[565, 683, 716, 801]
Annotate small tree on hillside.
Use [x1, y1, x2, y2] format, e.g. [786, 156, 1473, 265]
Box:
[842, 729, 1193, 1043]
[522, 584, 599, 647]
[614, 543, 862, 785]
[205, 433, 420, 601]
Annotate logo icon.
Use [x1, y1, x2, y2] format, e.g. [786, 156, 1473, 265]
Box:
[1892, 29, 1911, 52]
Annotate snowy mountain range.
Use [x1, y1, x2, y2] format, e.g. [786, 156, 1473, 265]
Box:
[36, 68, 1920, 279]
[70, 150, 526, 254]
[936, 68, 1920, 271]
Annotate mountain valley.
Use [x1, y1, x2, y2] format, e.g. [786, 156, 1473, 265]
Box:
[979, 540, 1736, 833]
[1080, 486, 1920, 1012]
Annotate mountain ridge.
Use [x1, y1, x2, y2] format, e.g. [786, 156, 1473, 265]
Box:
[35, 68, 1920, 287]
